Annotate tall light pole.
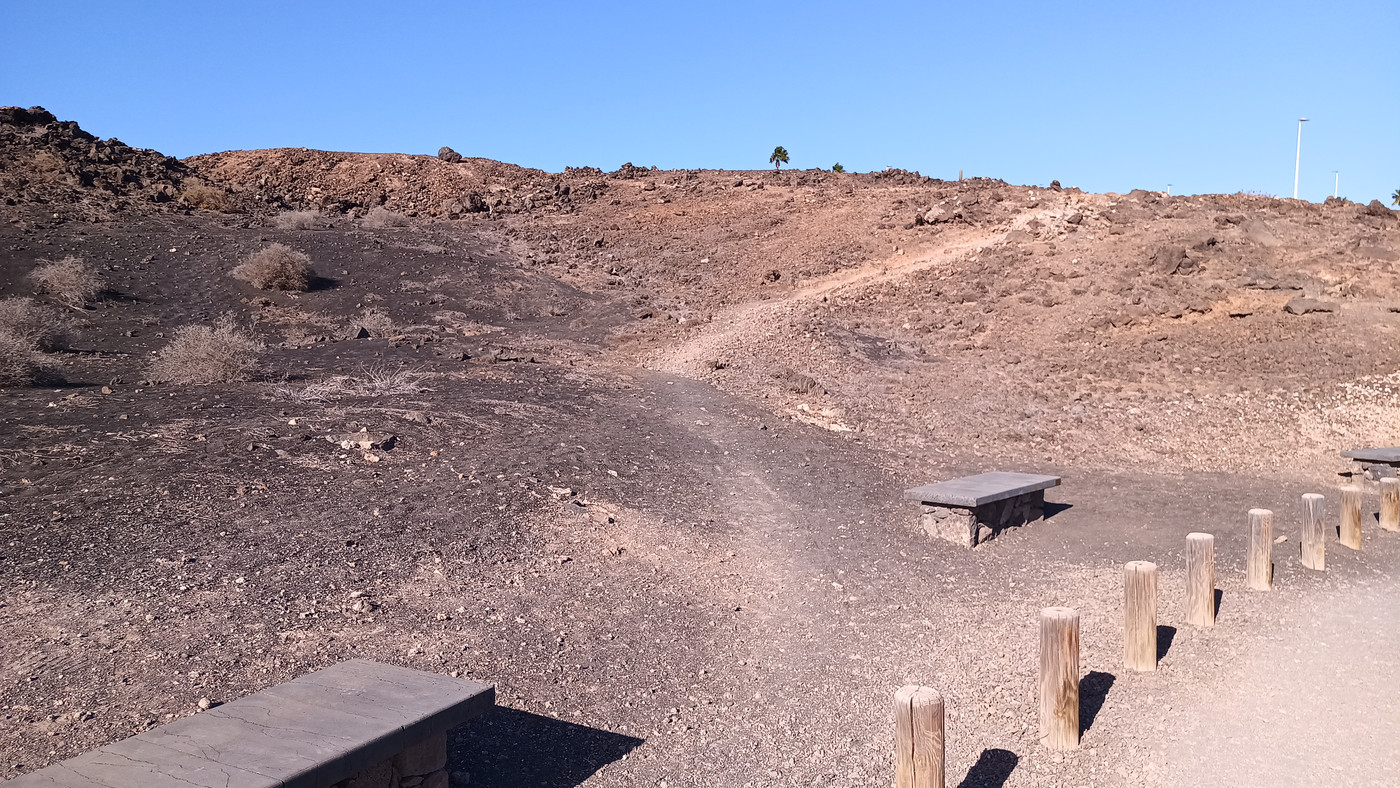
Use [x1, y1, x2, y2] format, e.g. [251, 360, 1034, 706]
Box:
[1293, 117, 1308, 199]
[1333, 171, 1339, 198]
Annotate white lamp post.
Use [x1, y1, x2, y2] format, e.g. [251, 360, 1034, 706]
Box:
[1333, 171, 1339, 198]
[1293, 117, 1308, 199]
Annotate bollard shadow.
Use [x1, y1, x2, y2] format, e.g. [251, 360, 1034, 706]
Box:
[1079, 671, 1116, 735]
[449, 706, 644, 788]
[957, 744, 1024, 788]
[1041, 502, 1073, 520]
[956, 748, 1019, 788]
[1156, 625, 1177, 661]
[1214, 588, 1224, 620]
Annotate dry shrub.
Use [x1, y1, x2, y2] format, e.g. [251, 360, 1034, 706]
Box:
[149, 316, 263, 384]
[232, 244, 313, 291]
[0, 332, 56, 386]
[183, 183, 234, 212]
[30, 256, 103, 308]
[361, 206, 409, 228]
[273, 210, 320, 230]
[0, 297, 68, 351]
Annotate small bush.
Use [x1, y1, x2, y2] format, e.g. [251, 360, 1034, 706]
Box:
[273, 210, 320, 230]
[361, 206, 410, 229]
[0, 297, 68, 351]
[182, 183, 234, 212]
[0, 332, 56, 386]
[232, 244, 313, 291]
[149, 316, 263, 384]
[30, 256, 103, 308]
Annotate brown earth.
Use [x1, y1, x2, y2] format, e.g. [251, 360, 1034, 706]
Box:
[2, 107, 1399, 787]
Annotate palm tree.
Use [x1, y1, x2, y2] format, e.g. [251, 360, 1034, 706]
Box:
[769, 146, 789, 170]
[1392, 188, 1399, 206]
[832, 163, 845, 173]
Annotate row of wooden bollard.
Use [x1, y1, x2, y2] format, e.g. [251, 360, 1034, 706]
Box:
[893, 478, 1400, 785]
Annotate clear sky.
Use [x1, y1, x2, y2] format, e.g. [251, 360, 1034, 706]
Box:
[3, 1, 1396, 202]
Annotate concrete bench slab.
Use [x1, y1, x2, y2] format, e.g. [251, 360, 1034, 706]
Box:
[905, 472, 1062, 547]
[8, 660, 494, 788]
[905, 471, 1061, 507]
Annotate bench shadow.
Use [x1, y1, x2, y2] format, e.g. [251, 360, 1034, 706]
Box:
[1041, 502, 1073, 520]
[1079, 671, 1115, 735]
[956, 748, 1019, 788]
[1156, 625, 1177, 661]
[449, 706, 643, 788]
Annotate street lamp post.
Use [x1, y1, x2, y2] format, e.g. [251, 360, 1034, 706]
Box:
[1333, 171, 1339, 199]
[1294, 117, 1308, 199]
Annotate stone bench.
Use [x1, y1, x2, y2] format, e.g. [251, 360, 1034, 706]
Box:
[905, 471, 1062, 547]
[1341, 447, 1400, 482]
[8, 659, 494, 788]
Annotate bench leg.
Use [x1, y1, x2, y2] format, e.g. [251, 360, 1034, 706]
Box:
[336, 732, 450, 788]
[920, 491, 1048, 548]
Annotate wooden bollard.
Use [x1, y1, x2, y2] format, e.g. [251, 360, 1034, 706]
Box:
[1039, 607, 1080, 751]
[1340, 485, 1363, 550]
[1381, 478, 1399, 533]
[1247, 509, 1274, 591]
[894, 685, 944, 788]
[1301, 493, 1326, 570]
[1185, 533, 1215, 627]
[1123, 561, 1158, 672]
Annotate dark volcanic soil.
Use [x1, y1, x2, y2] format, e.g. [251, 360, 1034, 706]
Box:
[2, 110, 1400, 787]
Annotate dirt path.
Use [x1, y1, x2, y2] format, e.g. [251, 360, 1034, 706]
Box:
[644, 219, 1023, 377]
[1164, 574, 1400, 787]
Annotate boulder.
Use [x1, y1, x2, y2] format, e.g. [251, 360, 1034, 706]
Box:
[1361, 199, 1395, 218]
[1151, 245, 1191, 275]
[436, 146, 462, 164]
[1284, 297, 1336, 315]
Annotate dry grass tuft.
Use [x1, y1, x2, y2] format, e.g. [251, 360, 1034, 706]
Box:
[269, 367, 429, 402]
[149, 316, 263, 385]
[0, 297, 69, 351]
[273, 210, 320, 230]
[182, 183, 234, 212]
[232, 244, 313, 291]
[30, 256, 103, 308]
[0, 332, 56, 386]
[361, 207, 410, 229]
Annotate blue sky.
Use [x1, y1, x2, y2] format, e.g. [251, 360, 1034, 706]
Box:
[3, 1, 1396, 202]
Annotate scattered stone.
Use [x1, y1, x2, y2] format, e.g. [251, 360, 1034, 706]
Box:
[1065, 213, 1084, 225]
[327, 432, 396, 450]
[1284, 297, 1336, 315]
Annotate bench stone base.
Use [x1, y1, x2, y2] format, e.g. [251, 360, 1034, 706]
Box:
[333, 732, 450, 788]
[919, 490, 1045, 547]
[1348, 461, 1398, 482]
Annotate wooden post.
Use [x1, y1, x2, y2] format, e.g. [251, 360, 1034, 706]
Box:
[1185, 533, 1215, 627]
[1247, 509, 1274, 591]
[894, 685, 945, 788]
[1039, 607, 1080, 751]
[1301, 493, 1326, 570]
[1124, 561, 1158, 672]
[1380, 478, 1399, 533]
[1340, 485, 1363, 550]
